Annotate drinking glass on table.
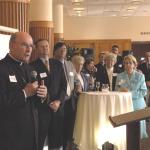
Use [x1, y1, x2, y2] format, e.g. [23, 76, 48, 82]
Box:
[101, 84, 109, 92]
[95, 81, 100, 91]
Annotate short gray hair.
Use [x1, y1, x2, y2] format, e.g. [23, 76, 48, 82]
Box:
[105, 53, 117, 62]
[72, 55, 85, 65]
[9, 33, 17, 49]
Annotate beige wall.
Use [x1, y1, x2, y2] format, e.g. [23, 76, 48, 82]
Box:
[64, 16, 150, 41]
[30, 0, 52, 21]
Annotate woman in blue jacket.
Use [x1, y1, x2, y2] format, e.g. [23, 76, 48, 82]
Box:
[115, 55, 148, 138]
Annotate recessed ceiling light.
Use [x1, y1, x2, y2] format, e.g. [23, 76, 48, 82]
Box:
[111, 14, 117, 17]
[103, 10, 120, 13]
[73, 7, 85, 11]
[122, 15, 129, 18]
[126, 6, 137, 11]
[130, 0, 143, 2]
[72, 0, 84, 2]
[77, 12, 82, 16]
[72, 2, 81, 6]
[130, 0, 144, 6]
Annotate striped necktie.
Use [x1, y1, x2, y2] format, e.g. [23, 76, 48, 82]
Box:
[63, 62, 71, 96]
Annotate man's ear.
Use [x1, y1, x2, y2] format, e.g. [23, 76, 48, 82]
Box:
[9, 41, 15, 50]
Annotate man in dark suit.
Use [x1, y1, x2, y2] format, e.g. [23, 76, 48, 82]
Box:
[111, 45, 123, 71]
[138, 51, 150, 106]
[53, 42, 78, 150]
[95, 52, 105, 68]
[31, 39, 67, 150]
[0, 32, 47, 150]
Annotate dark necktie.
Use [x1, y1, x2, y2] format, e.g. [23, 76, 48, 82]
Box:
[45, 59, 50, 72]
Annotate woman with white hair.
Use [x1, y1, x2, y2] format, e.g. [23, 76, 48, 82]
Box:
[65, 55, 91, 150]
[95, 52, 123, 91]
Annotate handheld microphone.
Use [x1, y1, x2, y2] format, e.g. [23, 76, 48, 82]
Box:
[40, 80, 46, 103]
[30, 70, 37, 82]
[31, 71, 46, 103]
[40, 80, 44, 86]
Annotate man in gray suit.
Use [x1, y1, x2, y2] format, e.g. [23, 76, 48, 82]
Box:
[53, 42, 78, 150]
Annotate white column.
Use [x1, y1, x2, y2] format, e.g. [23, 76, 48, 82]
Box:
[53, 1, 64, 42]
[30, 0, 52, 21]
[29, 0, 54, 60]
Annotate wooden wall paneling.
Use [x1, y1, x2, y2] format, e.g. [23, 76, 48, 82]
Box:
[99, 40, 110, 52]
[65, 40, 96, 59]
[0, 0, 29, 32]
[54, 33, 64, 43]
[94, 41, 100, 63]
[12, 1, 15, 27]
[29, 21, 54, 61]
[65, 39, 132, 64]
[1, 2, 5, 25]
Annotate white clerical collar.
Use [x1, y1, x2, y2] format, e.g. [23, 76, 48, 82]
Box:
[9, 53, 23, 66]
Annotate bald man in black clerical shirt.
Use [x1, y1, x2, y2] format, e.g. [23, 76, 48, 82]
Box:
[0, 32, 47, 150]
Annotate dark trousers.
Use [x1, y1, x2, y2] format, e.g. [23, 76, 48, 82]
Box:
[63, 99, 76, 149]
[48, 108, 64, 149]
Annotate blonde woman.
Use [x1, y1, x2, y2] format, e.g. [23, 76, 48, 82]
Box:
[115, 55, 148, 138]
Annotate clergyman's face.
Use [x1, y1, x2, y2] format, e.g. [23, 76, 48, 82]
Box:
[10, 32, 33, 62]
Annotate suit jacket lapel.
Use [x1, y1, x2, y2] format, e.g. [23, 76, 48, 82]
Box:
[64, 61, 70, 81]
[82, 72, 88, 91]
[39, 59, 50, 74]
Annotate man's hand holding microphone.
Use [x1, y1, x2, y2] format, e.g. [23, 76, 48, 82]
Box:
[23, 71, 47, 103]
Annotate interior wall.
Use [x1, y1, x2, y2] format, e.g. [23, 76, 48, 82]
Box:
[65, 39, 131, 63]
[132, 42, 150, 61]
[64, 16, 150, 41]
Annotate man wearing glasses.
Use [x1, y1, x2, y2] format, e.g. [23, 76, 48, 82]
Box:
[0, 32, 47, 150]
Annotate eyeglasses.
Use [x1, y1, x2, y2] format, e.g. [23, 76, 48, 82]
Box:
[15, 41, 34, 49]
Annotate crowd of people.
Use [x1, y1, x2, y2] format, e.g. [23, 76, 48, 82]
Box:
[0, 31, 150, 150]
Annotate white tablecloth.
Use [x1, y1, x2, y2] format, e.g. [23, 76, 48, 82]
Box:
[73, 91, 133, 150]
